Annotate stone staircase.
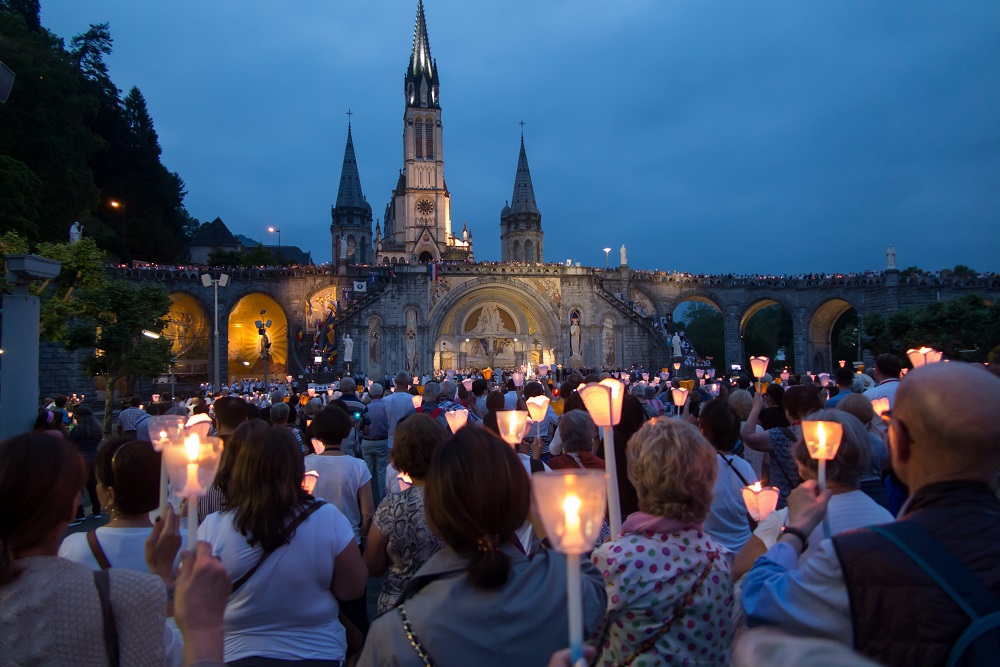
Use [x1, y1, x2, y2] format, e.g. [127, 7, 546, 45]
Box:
[594, 282, 673, 370]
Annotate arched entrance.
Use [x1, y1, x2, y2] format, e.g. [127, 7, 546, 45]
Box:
[228, 293, 288, 381]
[165, 292, 210, 378]
[740, 299, 795, 375]
[671, 295, 724, 376]
[808, 298, 858, 373]
[431, 282, 559, 373]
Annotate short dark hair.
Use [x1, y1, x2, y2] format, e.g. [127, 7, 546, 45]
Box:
[765, 383, 785, 406]
[876, 353, 902, 378]
[835, 367, 856, 387]
[522, 381, 544, 399]
[472, 379, 488, 397]
[214, 397, 249, 433]
[485, 390, 505, 412]
[308, 405, 353, 446]
[95, 440, 160, 516]
[783, 384, 823, 421]
[129, 395, 141, 408]
[391, 414, 447, 480]
[54, 396, 68, 409]
[699, 399, 741, 452]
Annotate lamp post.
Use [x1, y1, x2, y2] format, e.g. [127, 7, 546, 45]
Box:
[255, 309, 273, 387]
[201, 273, 230, 393]
[110, 200, 127, 258]
[602, 247, 611, 270]
[268, 226, 281, 262]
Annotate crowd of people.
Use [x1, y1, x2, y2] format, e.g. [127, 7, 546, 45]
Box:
[3, 353, 999, 666]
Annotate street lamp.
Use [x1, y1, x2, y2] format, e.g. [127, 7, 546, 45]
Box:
[141, 329, 160, 339]
[201, 272, 230, 392]
[603, 247, 611, 270]
[255, 309, 273, 386]
[268, 226, 281, 263]
[110, 200, 127, 258]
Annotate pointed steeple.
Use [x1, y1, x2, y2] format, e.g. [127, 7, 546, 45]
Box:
[509, 135, 539, 215]
[336, 122, 366, 209]
[405, 0, 440, 108]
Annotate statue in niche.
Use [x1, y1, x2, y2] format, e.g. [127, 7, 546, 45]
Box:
[472, 303, 508, 334]
[405, 309, 419, 373]
[342, 334, 353, 363]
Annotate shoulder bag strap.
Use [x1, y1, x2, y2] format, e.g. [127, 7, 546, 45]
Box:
[93, 569, 121, 667]
[87, 530, 112, 570]
[721, 456, 759, 530]
[399, 603, 434, 666]
[230, 500, 327, 594]
[869, 522, 1000, 618]
[622, 551, 720, 666]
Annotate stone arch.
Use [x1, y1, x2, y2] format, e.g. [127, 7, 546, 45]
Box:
[739, 297, 796, 371]
[358, 236, 368, 264]
[807, 297, 858, 373]
[166, 291, 211, 377]
[430, 279, 562, 370]
[512, 239, 520, 262]
[346, 234, 356, 261]
[227, 292, 288, 380]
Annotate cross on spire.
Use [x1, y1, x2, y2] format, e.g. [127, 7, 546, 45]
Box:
[519, 119, 525, 138]
[346, 109, 353, 127]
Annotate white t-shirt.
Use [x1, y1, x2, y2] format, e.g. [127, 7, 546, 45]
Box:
[754, 489, 894, 562]
[704, 454, 758, 554]
[863, 379, 900, 409]
[59, 526, 186, 573]
[304, 454, 372, 542]
[198, 503, 355, 663]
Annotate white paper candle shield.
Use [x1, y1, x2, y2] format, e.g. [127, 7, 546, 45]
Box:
[444, 408, 469, 433]
[495, 410, 530, 446]
[162, 434, 223, 499]
[801, 421, 843, 461]
[531, 470, 607, 554]
[411, 394, 422, 410]
[741, 482, 780, 522]
[749, 356, 769, 380]
[461, 378, 473, 391]
[907, 347, 943, 368]
[525, 396, 550, 423]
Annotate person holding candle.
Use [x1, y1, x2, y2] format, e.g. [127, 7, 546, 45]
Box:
[0, 433, 184, 665]
[699, 399, 759, 556]
[591, 418, 733, 666]
[861, 353, 903, 408]
[522, 381, 559, 461]
[741, 362, 1000, 666]
[198, 424, 367, 665]
[358, 427, 606, 666]
[835, 394, 892, 511]
[67, 405, 104, 523]
[728, 389, 767, 482]
[741, 384, 823, 508]
[732, 410, 892, 578]
[364, 414, 446, 613]
[60, 439, 187, 572]
[548, 410, 605, 471]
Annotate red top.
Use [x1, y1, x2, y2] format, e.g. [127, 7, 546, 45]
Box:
[547, 451, 606, 471]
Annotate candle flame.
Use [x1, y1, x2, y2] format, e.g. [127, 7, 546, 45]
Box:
[184, 434, 200, 463]
[750, 481, 762, 492]
[563, 494, 581, 533]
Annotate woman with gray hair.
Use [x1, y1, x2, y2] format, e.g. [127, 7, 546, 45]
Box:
[732, 409, 893, 579]
[547, 410, 604, 470]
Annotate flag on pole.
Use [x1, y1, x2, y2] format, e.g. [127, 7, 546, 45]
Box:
[353, 280, 367, 293]
[428, 262, 438, 281]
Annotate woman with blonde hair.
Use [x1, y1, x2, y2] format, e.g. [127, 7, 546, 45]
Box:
[592, 418, 733, 666]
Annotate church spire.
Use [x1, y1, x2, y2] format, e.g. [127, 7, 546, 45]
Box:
[336, 121, 365, 209]
[509, 134, 539, 215]
[405, 0, 439, 108]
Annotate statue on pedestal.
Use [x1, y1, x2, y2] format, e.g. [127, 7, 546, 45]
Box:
[672, 333, 682, 358]
[619, 244, 628, 266]
[69, 221, 83, 244]
[342, 334, 353, 371]
[886, 245, 897, 271]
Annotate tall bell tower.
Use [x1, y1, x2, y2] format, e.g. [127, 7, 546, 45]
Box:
[377, 0, 472, 264]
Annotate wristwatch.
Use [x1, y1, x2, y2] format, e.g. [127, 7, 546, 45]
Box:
[781, 525, 809, 551]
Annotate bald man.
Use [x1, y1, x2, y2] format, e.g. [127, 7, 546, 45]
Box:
[742, 362, 1000, 667]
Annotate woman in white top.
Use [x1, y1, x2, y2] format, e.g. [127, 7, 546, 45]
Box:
[732, 409, 894, 579]
[305, 405, 375, 544]
[60, 438, 186, 572]
[699, 399, 759, 556]
[198, 421, 367, 665]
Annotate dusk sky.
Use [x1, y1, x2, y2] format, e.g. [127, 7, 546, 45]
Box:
[42, 1, 1000, 274]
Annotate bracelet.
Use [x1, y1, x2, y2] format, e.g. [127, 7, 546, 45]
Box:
[781, 526, 809, 551]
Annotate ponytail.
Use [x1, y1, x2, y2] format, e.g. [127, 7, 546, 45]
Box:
[466, 535, 510, 589]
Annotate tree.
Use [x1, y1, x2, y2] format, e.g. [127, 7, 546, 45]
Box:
[743, 304, 794, 368]
[676, 303, 725, 375]
[860, 295, 1000, 364]
[66, 280, 173, 433]
[952, 264, 975, 278]
[1, 0, 40, 31]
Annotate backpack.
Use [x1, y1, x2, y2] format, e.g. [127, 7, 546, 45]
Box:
[870, 521, 1000, 666]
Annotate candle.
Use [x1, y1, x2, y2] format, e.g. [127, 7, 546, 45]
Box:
[444, 408, 469, 433]
[181, 434, 202, 496]
[577, 381, 624, 538]
[801, 420, 843, 541]
[741, 482, 780, 522]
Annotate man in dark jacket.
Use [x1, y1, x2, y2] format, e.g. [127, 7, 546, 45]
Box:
[742, 361, 1000, 667]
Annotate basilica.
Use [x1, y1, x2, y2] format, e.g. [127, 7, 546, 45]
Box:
[94, 1, 965, 400]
